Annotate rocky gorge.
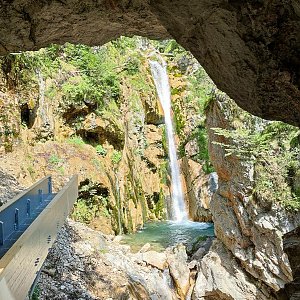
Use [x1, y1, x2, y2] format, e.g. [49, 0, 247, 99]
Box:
[0, 34, 299, 300]
[0, 38, 213, 235]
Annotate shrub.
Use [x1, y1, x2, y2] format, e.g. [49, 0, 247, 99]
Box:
[67, 135, 85, 146]
[95, 144, 107, 156]
[111, 150, 122, 165]
[71, 180, 110, 224]
[48, 154, 62, 165]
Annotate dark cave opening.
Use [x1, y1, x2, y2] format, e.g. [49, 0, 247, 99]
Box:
[20, 103, 35, 128]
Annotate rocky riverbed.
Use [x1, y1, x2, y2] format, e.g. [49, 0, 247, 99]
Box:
[36, 219, 213, 300]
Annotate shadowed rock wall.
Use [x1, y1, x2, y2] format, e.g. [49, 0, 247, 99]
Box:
[0, 1, 299, 125]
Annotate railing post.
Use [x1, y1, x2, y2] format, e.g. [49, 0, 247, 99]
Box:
[0, 221, 4, 245]
[48, 177, 52, 194]
[14, 208, 19, 230]
[38, 189, 43, 203]
[27, 199, 31, 217]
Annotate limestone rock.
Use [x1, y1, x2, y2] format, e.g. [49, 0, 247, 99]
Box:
[193, 240, 274, 300]
[206, 97, 300, 294]
[139, 251, 167, 270]
[166, 244, 190, 299]
[208, 172, 218, 195]
[38, 219, 176, 300]
[80, 112, 125, 150]
[0, 169, 23, 206]
[277, 226, 300, 299]
[180, 157, 212, 222]
[190, 237, 213, 261]
[139, 243, 151, 253]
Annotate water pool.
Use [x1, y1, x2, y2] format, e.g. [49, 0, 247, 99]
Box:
[121, 221, 214, 252]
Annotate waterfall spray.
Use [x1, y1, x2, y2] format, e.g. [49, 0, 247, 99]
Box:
[150, 60, 188, 222]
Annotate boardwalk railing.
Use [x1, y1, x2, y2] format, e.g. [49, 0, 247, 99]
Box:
[0, 175, 78, 300]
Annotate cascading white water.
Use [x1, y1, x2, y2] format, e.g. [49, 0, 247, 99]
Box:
[150, 60, 188, 222]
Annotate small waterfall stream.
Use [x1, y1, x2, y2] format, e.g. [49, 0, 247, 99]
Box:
[150, 60, 188, 222]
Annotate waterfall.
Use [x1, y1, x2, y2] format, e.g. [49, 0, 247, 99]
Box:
[150, 60, 188, 222]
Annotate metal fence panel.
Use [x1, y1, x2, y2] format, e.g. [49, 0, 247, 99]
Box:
[0, 175, 78, 300]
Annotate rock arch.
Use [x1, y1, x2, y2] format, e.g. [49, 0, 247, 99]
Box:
[0, 0, 299, 125]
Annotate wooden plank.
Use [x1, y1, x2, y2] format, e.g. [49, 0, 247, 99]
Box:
[0, 175, 78, 300]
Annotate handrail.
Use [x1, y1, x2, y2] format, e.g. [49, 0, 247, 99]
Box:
[0, 176, 54, 256]
[0, 176, 51, 213]
[0, 175, 78, 300]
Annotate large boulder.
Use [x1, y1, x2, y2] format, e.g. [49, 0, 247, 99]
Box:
[166, 244, 190, 299]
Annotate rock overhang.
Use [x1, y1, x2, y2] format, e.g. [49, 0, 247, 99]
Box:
[0, 0, 299, 125]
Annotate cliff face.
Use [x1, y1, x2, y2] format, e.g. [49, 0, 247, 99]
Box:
[194, 94, 300, 299]
[0, 38, 214, 233]
[0, 1, 299, 126]
[279, 227, 300, 299]
[0, 40, 170, 234]
[2, 35, 300, 298]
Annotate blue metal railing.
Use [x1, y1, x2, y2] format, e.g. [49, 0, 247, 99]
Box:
[0, 176, 56, 258]
[0, 175, 78, 300]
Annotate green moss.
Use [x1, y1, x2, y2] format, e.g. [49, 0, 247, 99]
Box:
[159, 161, 169, 186]
[196, 126, 214, 174]
[67, 135, 85, 147]
[95, 144, 107, 157]
[172, 101, 185, 138]
[154, 188, 166, 219]
[111, 150, 122, 165]
[126, 206, 134, 234]
[161, 125, 168, 154]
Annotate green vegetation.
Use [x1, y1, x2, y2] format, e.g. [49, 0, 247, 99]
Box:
[172, 101, 185, 138]
[72, 199, 99, 223]
[30, 286, 40, 300]
[170, 64, 215, 173]
[1, 33, 298, 234]
[72, 181, 110, 224]
[196, 127, 214, 174]
[212, 100, 300, 210]
[67, 135, 85, 147]
[154, 189, 167, 219]
[48, 154, 62, 165]
[111, 150, 122, 165]
[161, 126, 168, 154]
[95, 144, 107, 157]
